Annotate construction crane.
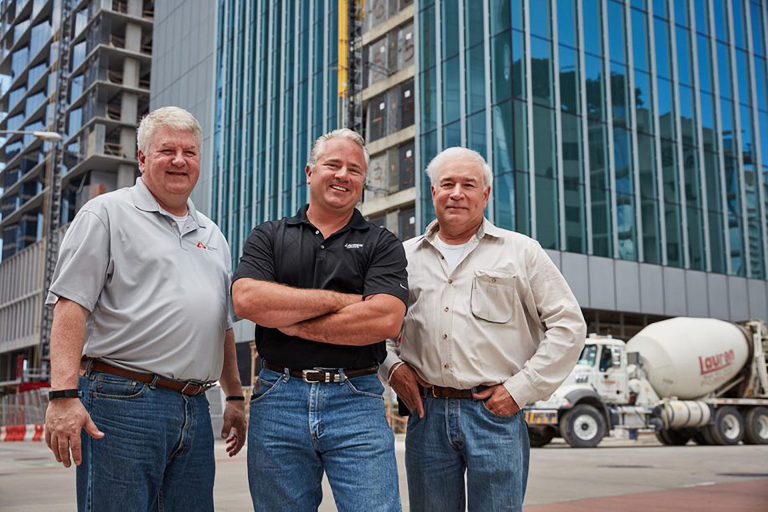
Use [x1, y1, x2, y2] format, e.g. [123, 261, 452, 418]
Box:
[339, 0, 365, 133]
[33, 0, 74, 381]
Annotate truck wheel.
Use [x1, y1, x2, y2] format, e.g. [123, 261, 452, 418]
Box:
[655, 428, 692, 446]
[528, 426, 556, 447]
[706, 406, 744, 446]
[559, 404, 606, 448]
[744, 407, 768, 445]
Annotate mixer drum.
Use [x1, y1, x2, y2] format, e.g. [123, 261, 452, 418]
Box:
[626, 318, 749, 399]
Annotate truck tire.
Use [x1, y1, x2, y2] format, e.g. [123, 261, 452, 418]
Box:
[528, 426, 556, 447]
[559, 404, 606, 448]
[655, 428, 692, 446]
[743, 407, 768, 445]
[706, 406, 744, 446]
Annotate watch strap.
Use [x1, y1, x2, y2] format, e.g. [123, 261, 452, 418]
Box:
[48, 389, 81, 400]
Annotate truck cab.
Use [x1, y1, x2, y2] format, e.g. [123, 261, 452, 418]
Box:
[525, 335, 635, 448]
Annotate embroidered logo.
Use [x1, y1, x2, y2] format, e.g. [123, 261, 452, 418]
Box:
[345, 243, 364, 249]
[196, 242, 208, 250]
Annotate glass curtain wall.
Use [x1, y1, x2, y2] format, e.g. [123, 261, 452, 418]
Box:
[215, 0, 339, 262]
[417, 0, 768, 278]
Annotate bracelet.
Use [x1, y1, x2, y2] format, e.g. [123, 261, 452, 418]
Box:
[48, 389, 81, 400]
[225, 395, 245, 402]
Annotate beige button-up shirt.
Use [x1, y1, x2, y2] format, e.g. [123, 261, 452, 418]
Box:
[383, 219, 586, 407]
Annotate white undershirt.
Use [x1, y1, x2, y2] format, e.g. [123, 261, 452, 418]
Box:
[434, 236, 470, 273]
[169, 212, 190, 233]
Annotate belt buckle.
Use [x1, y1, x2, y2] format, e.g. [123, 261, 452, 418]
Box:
[430, 386, 439, 398]
[302, 369, 320, 383]
[302, 369, 341, 383]
[181, 380, 210, 396]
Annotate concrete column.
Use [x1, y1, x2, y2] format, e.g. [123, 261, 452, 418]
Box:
[120, 127, 136, 160]
[117, 164, 137, 189]
[122, 58, 140, 87]
[125, 23, 142, 52]
[127, 0, 143, 18]
[120, 92, 138, 123]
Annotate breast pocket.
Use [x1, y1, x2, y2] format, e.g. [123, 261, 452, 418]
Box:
[470, 270, 517, 323]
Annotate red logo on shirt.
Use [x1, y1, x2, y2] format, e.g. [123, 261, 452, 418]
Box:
[196, 242, 207, 250]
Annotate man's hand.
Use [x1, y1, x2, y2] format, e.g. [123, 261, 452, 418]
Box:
[473, 384, 520, 417]
[45, 398, 104, 467]
[389, 363, 427, 419]
[221, 401, 246, 457]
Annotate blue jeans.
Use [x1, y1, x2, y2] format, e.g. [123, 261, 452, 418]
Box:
[248, 368, 401, 511]
[77, 371, 215, 512]
[405, 393, 530, 512]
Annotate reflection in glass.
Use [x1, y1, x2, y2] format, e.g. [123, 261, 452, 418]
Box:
[637, 132, 661, 263]
[562, 112, 586, 253]
[661, 140, 683, 267]
[534, 104, 559, 249]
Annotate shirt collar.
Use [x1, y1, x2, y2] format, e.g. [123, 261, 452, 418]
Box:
[422, 217, 501, 246]
[130, 177, 206, 229]
[287, 204, 369, 231]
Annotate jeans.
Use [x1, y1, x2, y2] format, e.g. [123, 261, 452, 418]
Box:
[405, 393, 530, 512]
[248, 368, 401, 512]
[77, 370, 215, 512]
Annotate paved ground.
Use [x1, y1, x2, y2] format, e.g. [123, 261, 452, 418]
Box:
[1, 433, 766, 511]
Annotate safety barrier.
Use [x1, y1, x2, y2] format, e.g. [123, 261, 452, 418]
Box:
[0, 424, 44, 441]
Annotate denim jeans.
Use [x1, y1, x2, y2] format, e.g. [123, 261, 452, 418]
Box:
[405, 393, 530, 512]
[248, 368, 401, 512]
[77, 370, 215, 512]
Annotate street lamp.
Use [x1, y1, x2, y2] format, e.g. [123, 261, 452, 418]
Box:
[0, 130, 64, 142]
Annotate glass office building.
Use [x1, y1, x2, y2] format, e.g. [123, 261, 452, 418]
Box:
[418, 0, 768, 280]
[214, 0, 768, 329]
[214, 0, 340, 262]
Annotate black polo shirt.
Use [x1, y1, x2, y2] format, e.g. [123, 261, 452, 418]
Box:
[233, 205, 408, 369]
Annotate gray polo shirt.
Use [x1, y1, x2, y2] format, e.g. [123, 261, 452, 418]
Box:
[46, 177, 233, 381]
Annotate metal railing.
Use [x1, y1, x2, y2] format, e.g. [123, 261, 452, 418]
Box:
[0, 388, 47, 426]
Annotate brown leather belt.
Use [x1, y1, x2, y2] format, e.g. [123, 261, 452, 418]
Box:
[264, 362, 378, 383]
[81, 358, 214, 396]
[427, 385, 489, 399]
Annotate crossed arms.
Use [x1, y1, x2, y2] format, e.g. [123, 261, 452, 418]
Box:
[232, 279, 405, 345]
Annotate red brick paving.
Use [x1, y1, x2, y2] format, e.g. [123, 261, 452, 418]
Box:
[527, 479, 768, 512]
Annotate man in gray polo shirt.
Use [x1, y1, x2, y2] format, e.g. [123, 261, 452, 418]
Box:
[43, 106, 245, 511]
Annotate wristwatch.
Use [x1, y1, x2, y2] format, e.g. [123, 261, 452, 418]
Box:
[48, 389, 81, 400]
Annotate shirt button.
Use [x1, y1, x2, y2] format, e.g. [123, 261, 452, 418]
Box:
[315, 230, 320, 235]
[320, 245, 325, 249]
[442, 334, 447, 339]
[491, 277, 497, 283]
[443, 363, 451, 369]
[443, 307, 449, 312]
[448, 279, 453, 284]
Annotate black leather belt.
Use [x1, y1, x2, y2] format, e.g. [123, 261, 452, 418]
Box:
[264, 362, 378, 383]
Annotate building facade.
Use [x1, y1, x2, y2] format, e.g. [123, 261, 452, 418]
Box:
[0, 0, 153, 389]
[414, 0, 768, 332]
[211, 0, 768, 338]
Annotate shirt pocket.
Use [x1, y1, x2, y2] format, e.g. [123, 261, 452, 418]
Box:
[470, 270, 517, 323]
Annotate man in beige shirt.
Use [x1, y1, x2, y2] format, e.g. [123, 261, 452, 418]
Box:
[383, 147, 586, 512]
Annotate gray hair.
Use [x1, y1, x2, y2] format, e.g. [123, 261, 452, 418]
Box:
[307, 128, 370, 170]
[425, 147, 493, 189]
[137, 106, 202, 154]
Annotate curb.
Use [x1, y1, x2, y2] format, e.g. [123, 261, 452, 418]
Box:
[0, 424, 44, 442]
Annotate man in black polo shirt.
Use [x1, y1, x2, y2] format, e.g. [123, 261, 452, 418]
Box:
[232, 128, 407, 511]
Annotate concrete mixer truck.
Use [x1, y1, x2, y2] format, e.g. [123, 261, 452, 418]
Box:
[524, 317, 768, 448]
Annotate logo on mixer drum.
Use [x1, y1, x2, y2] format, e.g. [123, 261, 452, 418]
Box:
[698, 349, 736, 376]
